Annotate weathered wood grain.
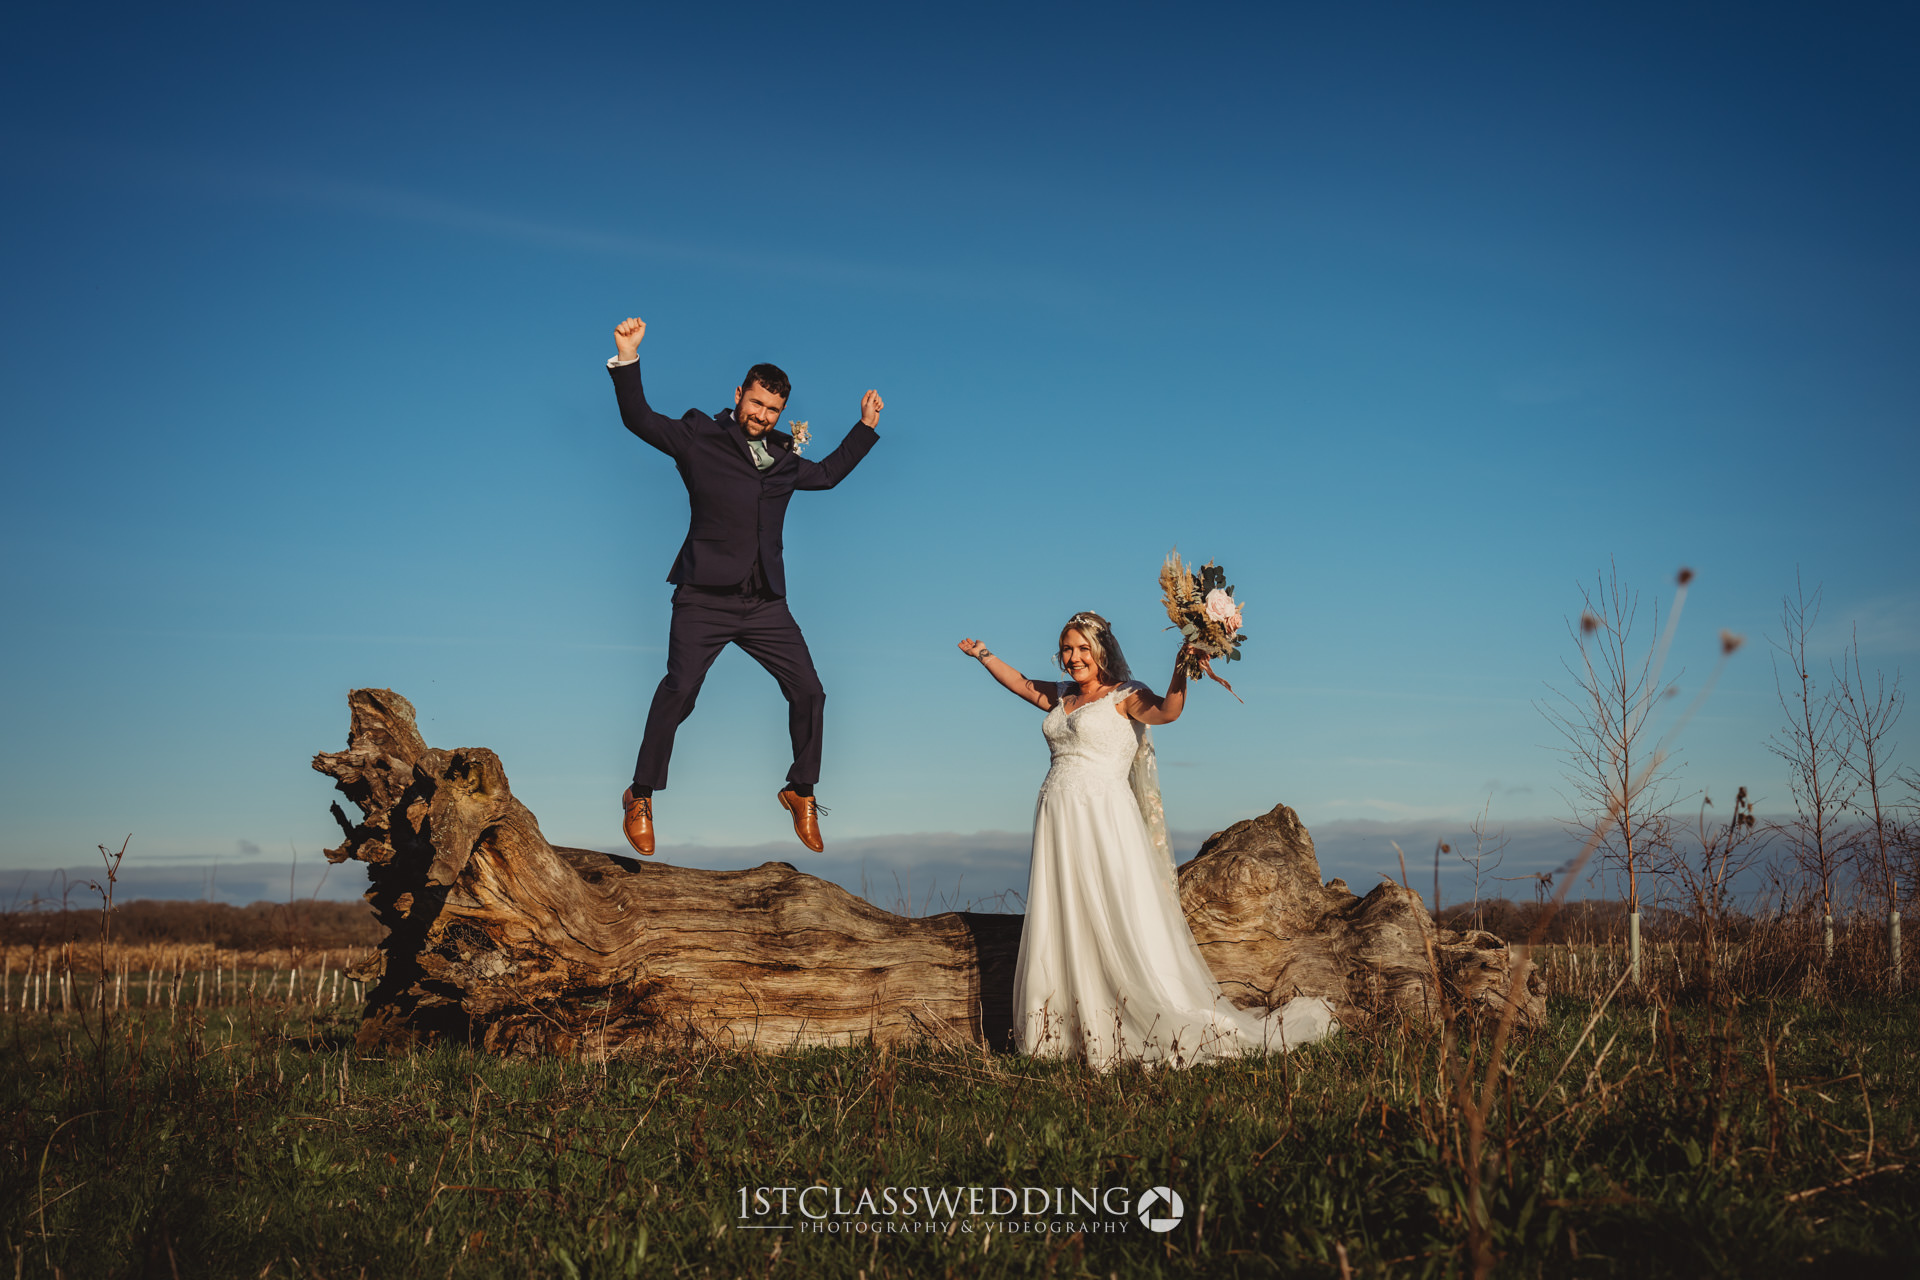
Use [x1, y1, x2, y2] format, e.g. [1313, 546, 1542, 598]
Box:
[315, 688, 1543, 1057]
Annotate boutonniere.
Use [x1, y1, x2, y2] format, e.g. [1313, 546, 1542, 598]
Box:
[786, 420, 810, 456]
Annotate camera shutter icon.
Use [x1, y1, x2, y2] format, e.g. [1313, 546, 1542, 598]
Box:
[1137, 1186, 1184, 1233]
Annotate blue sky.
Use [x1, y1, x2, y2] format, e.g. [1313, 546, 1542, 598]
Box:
[2, 2, 1915, 906]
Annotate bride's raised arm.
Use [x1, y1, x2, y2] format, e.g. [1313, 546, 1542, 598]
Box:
[957, 638, 1064, 710]
[1120, 643, 1209, 725]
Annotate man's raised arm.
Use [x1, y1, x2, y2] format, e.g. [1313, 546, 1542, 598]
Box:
[606, 315, 689, 457]
[794, 388, 885, 491]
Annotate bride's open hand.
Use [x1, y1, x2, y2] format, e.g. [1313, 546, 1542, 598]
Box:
[958, 638, 989, 659]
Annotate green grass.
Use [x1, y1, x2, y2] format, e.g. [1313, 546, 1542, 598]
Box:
[3, 992, 1918, 1278]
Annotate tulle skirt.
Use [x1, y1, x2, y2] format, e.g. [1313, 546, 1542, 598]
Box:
[1012, 767, 1336, 1069]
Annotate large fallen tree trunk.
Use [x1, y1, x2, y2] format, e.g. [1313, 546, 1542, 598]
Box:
[315, 689, 1544, 1057]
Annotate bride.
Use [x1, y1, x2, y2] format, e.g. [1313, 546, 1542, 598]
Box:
[958, 611, 1336, 1068]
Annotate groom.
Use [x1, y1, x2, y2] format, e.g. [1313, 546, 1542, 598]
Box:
[606, 314, 884, 857]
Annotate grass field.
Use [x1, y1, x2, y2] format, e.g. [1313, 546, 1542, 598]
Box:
[3, 954, 1917, 1279]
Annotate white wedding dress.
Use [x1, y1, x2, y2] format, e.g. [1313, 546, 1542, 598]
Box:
[1012, 681, 1337, 1068]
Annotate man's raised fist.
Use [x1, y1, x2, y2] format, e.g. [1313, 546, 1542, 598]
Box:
[614, 316, 647, 359]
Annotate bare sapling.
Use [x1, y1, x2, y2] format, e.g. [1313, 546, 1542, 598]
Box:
[1767, 575, 1859, 970]
[1431, 567, 1739, 1278]
[1902, 772, 1920, 979]
[1456, 793, 1508, 931]
[1540, 562, 1692, 985]
[1834, 628, 1905, 988]
[1673, 787, 1765, 992]
[78, 837, 129, 1073]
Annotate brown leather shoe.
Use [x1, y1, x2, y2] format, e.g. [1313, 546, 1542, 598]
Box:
[620, 787, 655, 856]
[777, 788, 825, 853]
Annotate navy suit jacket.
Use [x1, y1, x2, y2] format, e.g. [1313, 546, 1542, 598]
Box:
[609, 358, 879, 598]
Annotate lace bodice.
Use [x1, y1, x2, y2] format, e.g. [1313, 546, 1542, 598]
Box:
[1040, 681, 1147, 797]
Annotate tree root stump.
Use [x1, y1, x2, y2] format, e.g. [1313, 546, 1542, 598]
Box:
[314, 688, 1545, 1057]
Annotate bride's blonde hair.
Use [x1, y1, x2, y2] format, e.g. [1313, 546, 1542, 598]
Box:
[1056, 611, 1131, 683]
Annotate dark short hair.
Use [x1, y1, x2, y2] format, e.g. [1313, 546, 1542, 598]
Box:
[742, 362, 791, 400]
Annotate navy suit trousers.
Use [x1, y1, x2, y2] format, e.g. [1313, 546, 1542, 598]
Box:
[634, 585, 825, 791]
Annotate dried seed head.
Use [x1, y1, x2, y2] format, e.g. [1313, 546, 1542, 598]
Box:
[1676, 566, 1695, 586]
[1580, 611, 1601, 635]
[1720, 629, 1744, 655]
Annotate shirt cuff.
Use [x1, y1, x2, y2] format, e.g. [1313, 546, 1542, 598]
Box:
[608, 354, 638, 368]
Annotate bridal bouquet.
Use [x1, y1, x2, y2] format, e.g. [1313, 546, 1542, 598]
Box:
[785, 419, 811, 455]
[1160, 549, 1247, 698]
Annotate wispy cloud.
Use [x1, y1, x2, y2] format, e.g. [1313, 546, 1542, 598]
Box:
[1307, 816, 1588, 882]
[1811, 593, 1920, 658]
[1320, 797, 1450, 817]
[15, 130, 1070, 305]
[250, 168, 776, 271]
[1331, 756, 1436, 769]
[1270, 685, 1533, 706]
[3, 860, 351, 907]
[0, 817, 1638, 916]
[175, 156, 1069, 306]
[16, 623, 661, 652]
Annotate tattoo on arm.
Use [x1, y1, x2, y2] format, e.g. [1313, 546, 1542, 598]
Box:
[975, 648, 994, 661]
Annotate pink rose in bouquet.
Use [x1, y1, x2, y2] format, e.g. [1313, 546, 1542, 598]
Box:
[1204, 588, 1242, 630]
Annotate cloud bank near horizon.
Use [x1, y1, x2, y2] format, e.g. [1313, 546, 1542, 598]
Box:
[3, 816, 1633, 914]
